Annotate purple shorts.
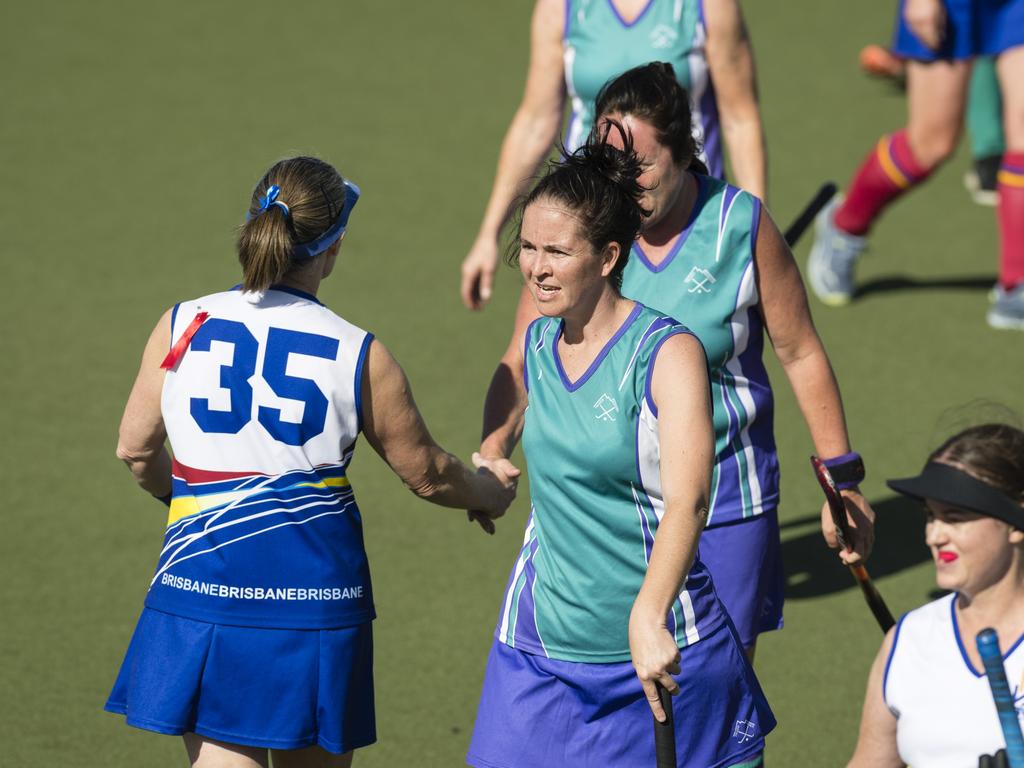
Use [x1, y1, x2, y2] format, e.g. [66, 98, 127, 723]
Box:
[699, 509, 785, 648]
[467, 621, 775, 768]
[893, 0, 1024, 60]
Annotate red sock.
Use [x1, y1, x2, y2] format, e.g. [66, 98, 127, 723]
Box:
[998, 152, 1024, 290]
[834, 130, 933, 236]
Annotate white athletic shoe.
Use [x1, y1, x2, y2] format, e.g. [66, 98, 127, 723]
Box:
[963, 155, 1000, 207]
[987, 284, 1024, 331]
[807, 198, 865, 306]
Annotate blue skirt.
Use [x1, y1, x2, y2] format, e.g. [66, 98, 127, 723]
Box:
[893, 0, 1024, 60]
[105, 608, 376, 754]
[699, 509, 785, 649]
[467, 621, 775, 768]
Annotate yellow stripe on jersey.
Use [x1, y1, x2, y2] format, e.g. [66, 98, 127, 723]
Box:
[166, 476, 350, 527]
[876, 137, 911, 189]
[998, 169, 1024, 188]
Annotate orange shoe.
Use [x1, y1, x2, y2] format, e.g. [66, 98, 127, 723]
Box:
[859, 44, 906, 80]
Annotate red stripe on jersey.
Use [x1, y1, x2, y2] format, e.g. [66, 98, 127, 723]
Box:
[172, 458, 264, 484]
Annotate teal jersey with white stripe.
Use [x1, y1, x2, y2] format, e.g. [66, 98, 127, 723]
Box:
[497, 303, 726, 662]
[563, 0, 722, 177]
[621, 175, 779, 526]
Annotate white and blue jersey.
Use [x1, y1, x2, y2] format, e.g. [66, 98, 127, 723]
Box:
[146, 286, 375, 629]
[885, 593, 1024, 767]
[563, 0, 722, 177]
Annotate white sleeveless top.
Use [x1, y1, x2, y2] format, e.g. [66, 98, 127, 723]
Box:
[885, 593, 1024, 767]
[146, 286, 376, 628]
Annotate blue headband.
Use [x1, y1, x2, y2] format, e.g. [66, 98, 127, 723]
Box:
[292, 180, 360, 260]
[244, 180, 360, 259]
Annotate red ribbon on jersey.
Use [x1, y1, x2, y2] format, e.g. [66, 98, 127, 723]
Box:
[160, 312, 209, 370]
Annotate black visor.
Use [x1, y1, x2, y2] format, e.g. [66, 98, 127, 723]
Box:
[887, 462, 1024, 530]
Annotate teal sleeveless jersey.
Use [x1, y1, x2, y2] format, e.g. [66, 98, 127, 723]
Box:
[621, 175, 779, 527]
[497, 303, 726, 662]
[563, 0, 722, 177]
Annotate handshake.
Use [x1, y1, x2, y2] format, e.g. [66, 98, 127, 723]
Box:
[467, 452, 521, 535]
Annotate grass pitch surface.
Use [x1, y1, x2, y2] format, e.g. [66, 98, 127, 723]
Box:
[2, 1, 1021, 765]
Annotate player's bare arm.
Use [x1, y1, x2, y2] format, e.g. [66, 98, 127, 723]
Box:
[629, 333, 714, 723]
[461, 0, 566, 310]
[754, 205, 875, 563]
[360, 338, 518, 530]
[479, 284, 541, 461]
[116, 308, 173, 499]
[847, 627, 903, 768]
[703, 0, 767, 200]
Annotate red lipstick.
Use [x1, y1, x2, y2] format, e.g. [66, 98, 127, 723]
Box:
[937, 551, 958, 563]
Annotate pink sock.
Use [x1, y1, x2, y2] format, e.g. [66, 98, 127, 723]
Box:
[834, 130, 933, 236]
[998, 152, 1024, 290]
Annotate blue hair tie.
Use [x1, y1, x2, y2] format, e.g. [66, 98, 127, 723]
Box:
[257, 184, 291, 217]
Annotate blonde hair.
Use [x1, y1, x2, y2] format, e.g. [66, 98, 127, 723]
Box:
[237, 156, 348, 292]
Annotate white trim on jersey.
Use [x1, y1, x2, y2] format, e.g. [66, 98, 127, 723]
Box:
[715, 188, 741, 264]
[563, 46, 588, 152]
[618, 317, 668, 392]
[498, 512, 537, 646]
[723, 259, 764, 515]
[686, 21, 711, 172]
[636, 397, 700, 644]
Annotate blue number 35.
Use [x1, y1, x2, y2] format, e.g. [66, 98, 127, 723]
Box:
[188, 319, 339, 446]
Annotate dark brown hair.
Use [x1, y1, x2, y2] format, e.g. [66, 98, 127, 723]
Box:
[508, 123, 649, 290]
[593, 61, 708, 173]
[931, 423, 1024, 504]
[237, 156, 348, 292]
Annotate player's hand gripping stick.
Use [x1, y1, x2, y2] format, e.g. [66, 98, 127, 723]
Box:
[810, 456, 895, 632]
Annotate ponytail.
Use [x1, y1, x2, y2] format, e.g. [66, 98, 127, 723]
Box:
[235, 157, 352, 293]
[238, 205, 295, 293]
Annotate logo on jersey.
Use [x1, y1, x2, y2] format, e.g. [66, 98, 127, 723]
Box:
[732, 719, 758, 744]
[685, 266, 717, 294]
[593, 393, 619, 422]
[649, 23, 678, 49]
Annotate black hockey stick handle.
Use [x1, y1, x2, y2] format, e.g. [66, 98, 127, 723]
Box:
[654, 681, 677, 767]
[784, 182, 838, 247]
[851, 564, 896, 633]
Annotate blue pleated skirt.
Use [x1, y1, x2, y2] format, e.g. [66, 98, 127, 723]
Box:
[105, 608, 376, 754]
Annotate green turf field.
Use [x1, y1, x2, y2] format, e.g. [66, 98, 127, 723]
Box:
[2, 1, 1022, 765]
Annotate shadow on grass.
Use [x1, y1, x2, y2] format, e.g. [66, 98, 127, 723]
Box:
[855, 273, 995, 299]
[782, 495, 931, 600]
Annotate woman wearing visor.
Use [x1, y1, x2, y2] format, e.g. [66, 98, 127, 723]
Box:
[105, 156, 517, 767]
[847, 423, 1024, 768]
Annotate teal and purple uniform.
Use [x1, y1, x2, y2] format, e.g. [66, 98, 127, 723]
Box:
[620, 175, 784, 646]
[468, 303, 774, 767]
[563, 0, 722, 177]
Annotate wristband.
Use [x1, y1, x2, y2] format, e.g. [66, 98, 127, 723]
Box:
[155, 493, 172, 507]
[822, 452, 865, 490]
